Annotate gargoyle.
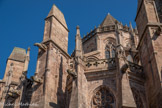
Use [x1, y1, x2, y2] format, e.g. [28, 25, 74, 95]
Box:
[8, 87, 20, 98]
[31, 75, 43, 84]
[34, 43, 47, 51]
[67, 69, 77, 79]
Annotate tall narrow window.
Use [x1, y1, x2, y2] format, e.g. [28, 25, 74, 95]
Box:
[105, 43, 116, 59]
[105, 45, 110, 59]
[111, 49, 115, 58]
[105, 50, 110, 59]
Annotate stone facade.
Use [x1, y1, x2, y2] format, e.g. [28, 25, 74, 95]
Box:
[0, 1, 162, 108]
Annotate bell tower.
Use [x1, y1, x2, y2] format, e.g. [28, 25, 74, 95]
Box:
[135, 0, 162, 107]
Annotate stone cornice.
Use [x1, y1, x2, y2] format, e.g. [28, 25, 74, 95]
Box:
[83, 50, 100, 57]
[42, 39, 71, 59]
[7, 58, 25, 63]
[0, 80, 5, 83]
[82, 25, 136, 43]
[85, 70, 116, 81]
[137, 23, 162, 50]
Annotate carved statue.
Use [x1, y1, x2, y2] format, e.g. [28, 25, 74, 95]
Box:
[67, 69, 77, 79]
[34, 43, 47, 51]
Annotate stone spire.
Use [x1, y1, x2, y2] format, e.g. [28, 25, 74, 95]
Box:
[100, 14, 118, 27]
[76, 26, 80, 36]
[8, 47, 26, 62]
[46, 4, 67, 29]
[135, 26, 138, 34]
[23, 47, 30, 74]
[75, 25, 82, 58]
[129, 22, 134, 33]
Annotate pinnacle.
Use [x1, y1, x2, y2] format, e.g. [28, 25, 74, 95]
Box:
[8, 47, 26, 62]
[76, 25, 80, 29]
[46, 4, 68, 29]
[76, 25, 81, 37]
[27, 47, 30, 51]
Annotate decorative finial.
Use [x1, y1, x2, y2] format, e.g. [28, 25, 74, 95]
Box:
[76, 25, 80, 37]
[76, 25, 80, 29]
[27, 47, 30, 51]
[129, 22, 133, 29]
[94, 26, 96, 29]
[135, 26, 138, 34]
[108, 13, 110, 15]
[129, 22, 134, 33]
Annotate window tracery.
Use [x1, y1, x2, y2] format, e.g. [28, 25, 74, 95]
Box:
[92, 87, 115, 108]
[105, 42, 116, 59]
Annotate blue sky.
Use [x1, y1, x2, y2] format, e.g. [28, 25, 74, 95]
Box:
[0, 0, 137, 79]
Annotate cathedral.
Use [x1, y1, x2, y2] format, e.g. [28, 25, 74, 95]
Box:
[0, 0, 162, 108]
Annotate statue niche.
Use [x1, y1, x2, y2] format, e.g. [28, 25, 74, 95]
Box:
[91, 86, 116, 108]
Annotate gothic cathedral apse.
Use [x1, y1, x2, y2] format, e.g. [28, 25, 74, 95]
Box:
[0, 0, 162, 108]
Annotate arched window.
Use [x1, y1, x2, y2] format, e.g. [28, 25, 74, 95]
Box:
[105, 45, 110, 59]
[92, 86, 116, 108]
[111, 48, 115, 58]
[105, 42, 116, 59]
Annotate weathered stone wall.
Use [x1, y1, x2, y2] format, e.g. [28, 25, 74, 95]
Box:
[30, 5, 70, 108]
[138, 29, 160, 107]
[136, 2, 148, 38]
[43, 5, 69, 53]
[130, 81, 148, 108]
[136, 0, 162, 107]
[83, 36, 97, 54]
[155, 0, 162, 22]
[43, 43, 69, 108]
[87, 74, 117, 108]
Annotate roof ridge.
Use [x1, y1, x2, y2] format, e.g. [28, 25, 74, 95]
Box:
[100, 14, 118, 27]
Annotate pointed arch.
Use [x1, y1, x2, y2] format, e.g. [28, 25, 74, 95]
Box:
[87, 56, 99, 62]
[105, 40, 116, 59]
[91, 86, 116, 108]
